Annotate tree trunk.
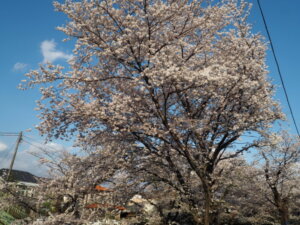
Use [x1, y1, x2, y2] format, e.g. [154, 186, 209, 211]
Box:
[279, 202, 289, 225]
[270, 186, 289, 225]
[203, 186, 212, 225]
[211, 208, 220, 225]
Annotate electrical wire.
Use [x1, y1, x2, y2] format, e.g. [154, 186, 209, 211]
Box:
[0, 134, 19, 137]
[23, 135, 65, 152]
[0, 132, 19, 137]
[22, 138, 59, 153]
[22, 139, 47, 152]
[256, 0, 300, 138]
[0, 131, 18, 133]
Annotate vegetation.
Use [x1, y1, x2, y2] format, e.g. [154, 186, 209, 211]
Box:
[2, 0, 297, 224]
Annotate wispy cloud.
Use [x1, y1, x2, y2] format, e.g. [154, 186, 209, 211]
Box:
[0, 142, 7, 152]
[41, 39, 72, 63]
[13, 62, 28, 72]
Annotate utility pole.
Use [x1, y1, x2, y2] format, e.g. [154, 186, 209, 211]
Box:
[7, 131, 22, 181]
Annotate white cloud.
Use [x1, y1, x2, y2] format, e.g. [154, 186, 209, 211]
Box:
[13, 62, 28, 72]
[27, 142, 66, 155]
[0, 142, 67, 177]
[10, 151, 48, 177]
[41, 40, 73, 63]
[0, 142, 7, 151]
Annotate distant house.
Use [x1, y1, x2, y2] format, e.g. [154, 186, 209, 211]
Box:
[0, 168, 39, 197]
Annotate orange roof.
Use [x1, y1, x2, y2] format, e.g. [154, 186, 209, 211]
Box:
[86, 203, 101, 209]
[95, 185, 112, 192]
[115, 206, 126, 211]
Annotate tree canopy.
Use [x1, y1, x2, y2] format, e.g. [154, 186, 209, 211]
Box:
[22, 0, 284, 224]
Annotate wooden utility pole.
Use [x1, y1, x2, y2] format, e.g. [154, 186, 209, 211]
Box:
[7, 131, 22, 181]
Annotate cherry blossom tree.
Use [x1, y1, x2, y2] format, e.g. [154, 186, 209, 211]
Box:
[218, 158, 274, 224]
[259, 132, 300, 225]
[22, 0, 283, 224]
[31, 146, 134, 223]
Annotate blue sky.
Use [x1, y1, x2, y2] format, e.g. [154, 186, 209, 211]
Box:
[0, 0, 299, 175]
[0, 0, 72, 176]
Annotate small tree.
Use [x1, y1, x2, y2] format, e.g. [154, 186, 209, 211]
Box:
[259, 132, 300, 225]
[23, 0, 283, 224]
[32, 146, 132, 223]
[219, 158, 275, 224]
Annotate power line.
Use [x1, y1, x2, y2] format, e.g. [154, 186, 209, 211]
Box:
[0, 131, 19, 137]
[0, 131, 18, 133]
[22, 138, 60, 153]
[0, 134, 19, 137]
[256, 0, 300, 138]
[22, 139, 46, 152]
[0, 133, 60, 153]
[23, 135, 65, 152]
